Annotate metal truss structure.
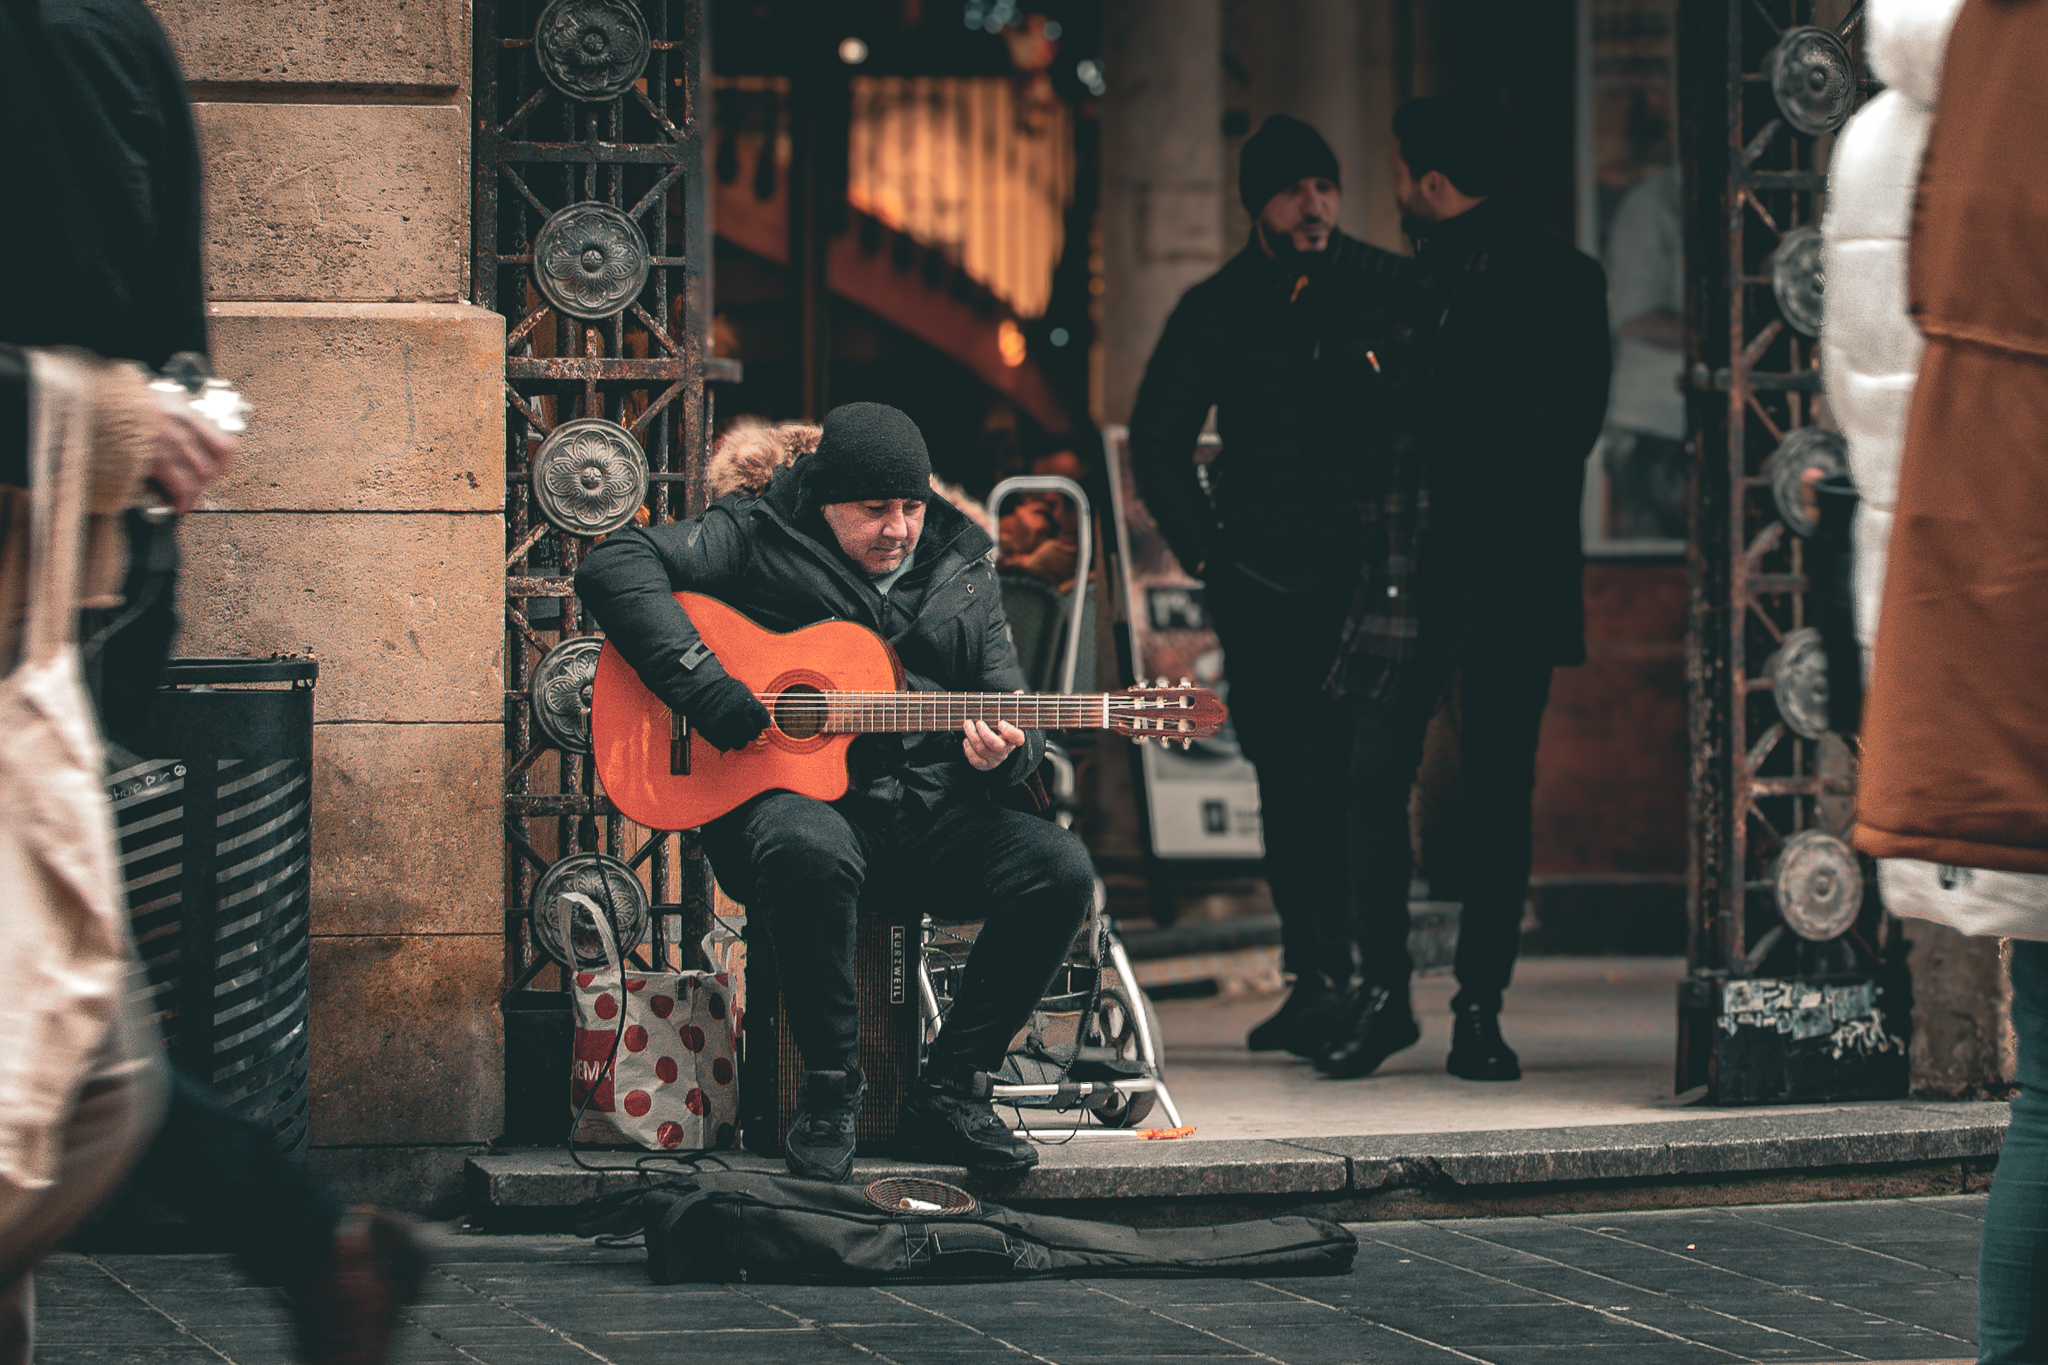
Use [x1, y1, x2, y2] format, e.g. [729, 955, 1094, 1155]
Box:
[1679, 0, 1910, 1099]
[473, 0, 732, 1136]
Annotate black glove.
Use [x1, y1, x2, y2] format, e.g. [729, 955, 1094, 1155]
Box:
[689, 675, 771, 752]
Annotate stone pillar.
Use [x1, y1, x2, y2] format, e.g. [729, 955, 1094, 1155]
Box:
[1906, 922, 2012, 1097]
[1223, 0, 1403, 253]
[146, 0, 505, 1213]
[1099, 0, 1226, 426]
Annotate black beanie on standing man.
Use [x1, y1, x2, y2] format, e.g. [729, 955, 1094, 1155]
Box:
[798, 401, 933, 509]
[1238, 115, 1342, 216]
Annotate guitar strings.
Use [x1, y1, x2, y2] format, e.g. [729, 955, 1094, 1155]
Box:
[735, 691, 1201, 734]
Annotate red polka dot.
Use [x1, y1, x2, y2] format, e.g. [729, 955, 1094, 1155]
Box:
[715, 1122, 735, 1148]
[707, 994, 726, 1021]
[622, 1089, 652, 1118]
[656, 1056, 679, 1084]
[624, 978, 647, 992]
[712, 1056, 733, 1086]
[623, 1025, 648, 1054]
[684, 1088, 707, 1115]
[575, 972, 595, 989]
[649, 995, 674, 1019]
[679, 1024, 705, 1053]
[656, 1121, 684, 1149]
[714, 972, 729, 987]
[594, 993, 618, 1021]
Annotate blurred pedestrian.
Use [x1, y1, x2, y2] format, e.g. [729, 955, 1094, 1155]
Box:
[0, 2, 425, 1361]
[1129, 116, 1410, 1059]
[1320, 98, 1609, 1082]
[0, 348, 175, 1365]
[1601, 164, 1687, 541]
[1840, 0, 2048, 1359]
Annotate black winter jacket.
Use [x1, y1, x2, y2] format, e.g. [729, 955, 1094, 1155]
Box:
[1128, 229, 1411, 593]
[1408, 198, 1610, 665]
[574, 465, 1044, 813]
[0, 0, 205, 745]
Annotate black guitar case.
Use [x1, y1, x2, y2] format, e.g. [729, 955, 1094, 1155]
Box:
[579, 1169, 1356, 1284]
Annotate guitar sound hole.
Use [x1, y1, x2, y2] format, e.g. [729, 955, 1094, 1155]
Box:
[772, 683, 826, 740]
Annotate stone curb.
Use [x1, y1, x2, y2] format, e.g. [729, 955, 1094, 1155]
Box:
[468, 1102, 2008, 1212]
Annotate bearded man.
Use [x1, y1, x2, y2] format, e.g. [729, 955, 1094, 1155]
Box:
[1128, 116, 1410, 1061]
[1319, 98, 1610, 1083]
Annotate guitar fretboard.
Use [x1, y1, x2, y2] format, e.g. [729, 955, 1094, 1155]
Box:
[757, 691, 1140, 733]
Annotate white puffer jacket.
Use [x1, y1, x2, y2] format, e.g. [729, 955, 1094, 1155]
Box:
[1824, 0, 2048, 938]
[1820, 0, 1965, 657]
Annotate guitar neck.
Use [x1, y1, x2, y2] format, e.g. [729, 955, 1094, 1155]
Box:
[762, 691, 1116, 734]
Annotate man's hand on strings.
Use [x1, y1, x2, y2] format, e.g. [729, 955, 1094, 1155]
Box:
[962, 719, 1027, 771]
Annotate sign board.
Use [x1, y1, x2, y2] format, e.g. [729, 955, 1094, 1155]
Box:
[1102, 426, 1265, 859]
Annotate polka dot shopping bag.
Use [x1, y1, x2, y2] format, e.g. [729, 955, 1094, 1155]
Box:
[559, 893, 739, 1151]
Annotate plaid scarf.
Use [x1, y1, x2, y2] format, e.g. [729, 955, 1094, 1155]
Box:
[1324, 434, 1427, 703]
[1324, 241, 1492, 703]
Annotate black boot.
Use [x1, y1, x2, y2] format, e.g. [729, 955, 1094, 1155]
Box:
[1246, 972, 1346, 1058]
[785, 1065, 865, 1183]
[1447, 1005, 1521, 1081]
[897, 1069, 1036, 1174]
[1316, 985, 1421, 1079]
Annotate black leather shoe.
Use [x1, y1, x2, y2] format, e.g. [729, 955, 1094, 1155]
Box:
[785, 1065, 865, 1182]
[1316, 986, 1421, 1079]
[1446, 1005, 1522, 1081]
[897, 1069, 1037, 1173]
[1246, 972, 1347, 1058]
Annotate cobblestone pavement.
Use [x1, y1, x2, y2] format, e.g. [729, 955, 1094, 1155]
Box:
[38, 1195, 1985, 1364]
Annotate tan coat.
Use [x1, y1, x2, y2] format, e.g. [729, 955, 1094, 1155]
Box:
[1854, 0, 2048, 874]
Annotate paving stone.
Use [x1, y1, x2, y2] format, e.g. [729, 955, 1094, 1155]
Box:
[35, 1196, 1994, 1364]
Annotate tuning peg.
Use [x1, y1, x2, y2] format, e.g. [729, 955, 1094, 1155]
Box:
[1180, 738, 1192, 750]
[1156, 676, 1171, 689]
[1178, 677, 1191, 688]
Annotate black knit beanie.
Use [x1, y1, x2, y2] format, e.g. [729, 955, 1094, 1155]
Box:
[1238, 115, 1341, 216]
[798, 402, 933, 508]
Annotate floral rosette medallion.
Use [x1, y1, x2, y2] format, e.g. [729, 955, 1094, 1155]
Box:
[532, 417, 649, 536]
[533, 201, 651, 321]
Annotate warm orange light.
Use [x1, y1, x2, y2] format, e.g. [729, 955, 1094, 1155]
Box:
[997, 319, 1027, 368]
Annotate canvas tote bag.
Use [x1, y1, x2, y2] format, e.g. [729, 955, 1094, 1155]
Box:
[562, 895, 740, 1151]
[0, 351, 144, 1198]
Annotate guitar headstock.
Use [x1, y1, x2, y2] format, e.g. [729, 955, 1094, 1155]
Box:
[1109, 678, 1227, 748]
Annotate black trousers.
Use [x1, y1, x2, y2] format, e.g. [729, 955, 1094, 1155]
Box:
[703, 789, 1094, 1079]
[121, 1069, 344, 1287]
[1346, 643, 1555, 1014]
[1206, 572, 1357, 984]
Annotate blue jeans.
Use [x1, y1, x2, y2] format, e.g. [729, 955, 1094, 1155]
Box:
[1982, 939, 2048, 1363]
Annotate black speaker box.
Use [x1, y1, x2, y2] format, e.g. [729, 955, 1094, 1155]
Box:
[740, 909, 922, 1154]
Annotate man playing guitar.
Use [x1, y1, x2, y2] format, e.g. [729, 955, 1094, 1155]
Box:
[576, 402, 1093, 1180]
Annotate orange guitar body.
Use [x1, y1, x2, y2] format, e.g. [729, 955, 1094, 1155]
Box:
[591, 592, 902, 831]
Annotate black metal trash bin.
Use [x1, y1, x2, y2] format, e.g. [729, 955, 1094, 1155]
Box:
[111, 657, 317, 1157]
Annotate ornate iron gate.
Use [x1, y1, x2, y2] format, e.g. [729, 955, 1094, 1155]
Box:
[1679, 0, 1909, 1100]
[472, 0, 733, 1139]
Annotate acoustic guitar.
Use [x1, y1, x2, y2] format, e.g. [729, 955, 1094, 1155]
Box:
[591, 592, 1227, 831]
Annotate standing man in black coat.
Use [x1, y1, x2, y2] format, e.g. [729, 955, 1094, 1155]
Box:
[1129, 117, 1410, 1060]
[1319, 98, 1611, 1082]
